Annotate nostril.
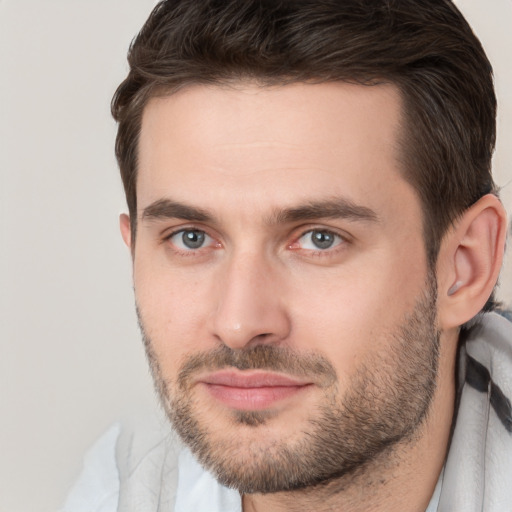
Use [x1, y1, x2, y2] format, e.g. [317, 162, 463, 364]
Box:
[248, 333, 275, 345]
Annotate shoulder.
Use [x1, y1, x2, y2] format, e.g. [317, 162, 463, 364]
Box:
[464, 311, 512, 391]
[60, 423, 122, 512]
[438, 311, 512, 510]
[61, 409, 183, 512]
[464, 311, 512, 432]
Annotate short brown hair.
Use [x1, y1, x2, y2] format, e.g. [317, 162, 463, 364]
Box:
[112, 0, 497, 266]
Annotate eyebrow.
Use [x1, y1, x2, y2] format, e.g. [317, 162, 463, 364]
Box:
[141, 197, 379, 225]
[269, 199, 379, 224]
[142, 199, 212, 222]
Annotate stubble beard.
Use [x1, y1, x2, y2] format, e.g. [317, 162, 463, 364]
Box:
[138, 278, 440, 494]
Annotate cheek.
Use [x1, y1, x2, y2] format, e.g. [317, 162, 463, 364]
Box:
[133, 261, 215, 372]
[287, 286, 378, 380]
[133, 229, 429, 385]
[286, 253, 427, 378]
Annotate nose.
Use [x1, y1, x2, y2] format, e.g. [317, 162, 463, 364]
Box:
[210, 251, 291, 350]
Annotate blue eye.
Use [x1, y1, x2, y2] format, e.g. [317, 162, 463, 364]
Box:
[298, 230, 342, 250]
[170, 229, 212, 250]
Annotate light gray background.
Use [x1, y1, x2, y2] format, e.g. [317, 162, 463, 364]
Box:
[1, 1, 511, 511]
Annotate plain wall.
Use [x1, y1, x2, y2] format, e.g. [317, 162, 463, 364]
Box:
[0, 1, 511, 511]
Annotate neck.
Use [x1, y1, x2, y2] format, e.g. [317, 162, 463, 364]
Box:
[242, 331, 458, 512]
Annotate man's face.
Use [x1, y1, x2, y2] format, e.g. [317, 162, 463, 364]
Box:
[129, 82, 440, 492]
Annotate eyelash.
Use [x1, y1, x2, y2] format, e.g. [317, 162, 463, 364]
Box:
[288, 228, 348, 257]
[162, 226, 350, 258]
[163, 227, 220, 256]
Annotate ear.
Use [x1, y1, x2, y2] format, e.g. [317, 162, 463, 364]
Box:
[120, 213, 132, 249]
[437, 194, 508, 329]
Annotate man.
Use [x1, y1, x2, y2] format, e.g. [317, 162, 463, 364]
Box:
[64, 0, 512, 510]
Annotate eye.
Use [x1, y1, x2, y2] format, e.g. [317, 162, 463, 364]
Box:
[169, 229, 213, 251]
[297, 229, 343, 251]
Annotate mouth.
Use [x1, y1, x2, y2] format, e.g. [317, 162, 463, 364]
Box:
[197, 370, 313, 411]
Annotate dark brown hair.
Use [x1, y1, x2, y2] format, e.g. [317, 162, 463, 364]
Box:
[112, 0, 497, 268]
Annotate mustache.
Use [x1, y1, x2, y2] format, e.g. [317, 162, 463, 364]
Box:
[177, 344, 338, 390]
[136, 305, 337, 390]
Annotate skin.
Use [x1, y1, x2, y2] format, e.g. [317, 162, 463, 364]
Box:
[120, 81, 498, 511]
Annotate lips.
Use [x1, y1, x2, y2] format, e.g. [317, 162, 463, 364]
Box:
[197, 370, 312, 411]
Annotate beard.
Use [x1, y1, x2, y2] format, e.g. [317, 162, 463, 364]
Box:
[137, 277, 440, 494]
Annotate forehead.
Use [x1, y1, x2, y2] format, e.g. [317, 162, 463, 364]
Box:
[137, 81, 412, 221]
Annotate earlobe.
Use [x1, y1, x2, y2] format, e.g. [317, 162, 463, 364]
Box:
[120, 213, 132, 249]
[438, 194, 507, 329]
